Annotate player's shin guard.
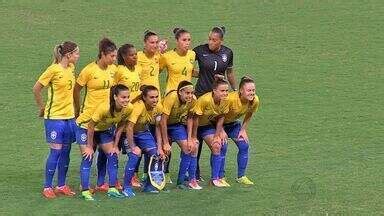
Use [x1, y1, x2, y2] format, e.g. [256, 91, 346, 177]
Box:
[57, 144, 71, 187]
[236, 140, 249, 177]
[80, 157, 93, 190]
[210, 154, 221, 180]
[96, 149, 107, 186]
[134, 155, 142, 173]
[177, 152, 191, 184]
[188, 156, 198, 180]
[219, 143, 228, 178]
[107, 153, 118, 187]
[124, 152, 140, 188]
[44, 148, 61, 188]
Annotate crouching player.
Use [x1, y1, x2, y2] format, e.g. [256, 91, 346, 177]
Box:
[160, 81, 202, 190]
[122, 85, 165, 197]
[220, 76, 260, 185]
[191, 78, 230, 187]
[77, 85, 133, 200]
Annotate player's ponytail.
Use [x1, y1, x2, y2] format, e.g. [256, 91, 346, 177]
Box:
[109, 84, 129, 117]
[53, 41, 78, 64]
[212, 75, 229, 89]
[239, 75, 254, 89]
[173, 27, 189, 40]
[117, 43, 134, 66]
[211, 26, 226, 39]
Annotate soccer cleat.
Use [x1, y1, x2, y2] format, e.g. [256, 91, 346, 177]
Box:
[79, 185, 95, 194]
[95, 183, 109, 192]
[197, 176, 205, 182]
[177, 184, 188, 190]
[81, 190, 95, 201]
[140, 173, 148, 182]
[42, 187, 56, 199]
[142, 184, 159, 194]
[115, 181, 123, 191]
[236, 176, 254, 185]
[107, 187, 125, 198]
[219, 178, 231, 187]
[209, 179, 226, 188]
[55, 185, 76, 196]
[131, 174, 142, 188]
[188, 179, 202, 190]
[122, 187, 136, 198]
[165, 173, 173, 184]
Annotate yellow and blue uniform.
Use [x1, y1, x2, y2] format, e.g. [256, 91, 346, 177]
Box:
[115, 65, 142, 100]
[76, 62, 116, 130]
[137, 51, 161, 92]
[223, 91, 260, 139]
[76, 103, 133, 145]
[162, 90, 195, 141]
[38, 63, 76, 144]
[191, 92, 229, 138]
[159, 50, 195, 94]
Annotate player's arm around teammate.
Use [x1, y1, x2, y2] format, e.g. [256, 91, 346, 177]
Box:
[190, 78, 230, 187]
[33, 41, 79, 199]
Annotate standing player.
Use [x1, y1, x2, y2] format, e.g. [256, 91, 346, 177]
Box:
[159, 28, 195, 182]
[115, 43, 142, 100]
[160, 81, 202, 190]
[78, 85, 133, 200]
[74, 38, 117, 193]
[219, 76, 259, 185]
[33, 41, 79, 198]
[122, 85, 164, 197]
[190, 78, 230, 187]
[193, 26, 237, 180]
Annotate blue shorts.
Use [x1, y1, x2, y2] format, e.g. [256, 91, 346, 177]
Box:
[168, 123, 188, 142]
[44, 118, 76, 144]
[134, 130, 157, 151]
[197, 124, 216, 139]
[223, 121, 242, 139]
[75, 125, 115, 145]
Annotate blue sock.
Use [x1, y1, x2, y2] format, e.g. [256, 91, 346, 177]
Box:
[80, 157, 93, 190]
[107, 153, 118, 187]
[97, 149, 107, 186]
[177, 152, 191, 184]
[134, 155, 142, 173]
[210, 154, 221, 180]
[236, 140, 249, 178]
[143, 154, 150, 173]
[188, 156, 197, 180]
[44, 148, 61, 188]
[144, 148, 158, 188]
[165, 151, 171, 173]
[219, 143, 228, 178]
[57, 144, 71, 187]
[124, 152, 140, 188]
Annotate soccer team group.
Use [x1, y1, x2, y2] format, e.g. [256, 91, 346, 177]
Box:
[33, 26, 260, 200]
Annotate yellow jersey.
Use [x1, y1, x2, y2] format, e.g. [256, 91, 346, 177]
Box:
[137, 51, 161, 91]
[224, 91, 260, 124]
[128, 100, 163, 132]
[87, 103, 134, 131]
[159, 50, 195, 94]
[162, 91, 195, 125]
[115, 64, 142, 99]
[76, 62, 116, 128]
[37, 63, 75, 119]
[191, 92, 229, 126]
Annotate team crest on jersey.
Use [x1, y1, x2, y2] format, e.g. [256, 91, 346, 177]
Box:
[50, 131, 57, 140]
[222, 54, 228, 62]
[81, 133, 87, 142]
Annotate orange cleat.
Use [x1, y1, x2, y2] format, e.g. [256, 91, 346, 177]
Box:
[42, 187, 56, 199]
[55, 185, 76, 196]
[131, 174, 141, 188]
[115, 180, 123, 190]
[95, 183, 109, 192]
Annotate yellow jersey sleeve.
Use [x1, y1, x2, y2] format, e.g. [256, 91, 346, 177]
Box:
[191, 95, 206, 116]
[159, 53, 167, 71]
[162, 91, 177, 116]
[76, 66, 91, 86]
[38, 66, 55, 86]
[128, 101, 144, 124]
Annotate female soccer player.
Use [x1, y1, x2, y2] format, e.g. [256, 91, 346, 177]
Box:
[74, 38, 117, 193]
[115, 43, 142, 100]
[219, 76, 259, 185]
[160, 27, 195, 94]
[122, 85, 164, 197]
[193, 26, 237, 180]
[191, 77, 230, 187]
[33, 41, 79, 199]
[77, 85, 133, 200]
[160, 81, 202, 190]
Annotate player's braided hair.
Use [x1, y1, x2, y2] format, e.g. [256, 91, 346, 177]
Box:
[117, 43, 135, 66]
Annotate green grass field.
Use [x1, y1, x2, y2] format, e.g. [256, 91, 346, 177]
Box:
[0, 0, 383, 215]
